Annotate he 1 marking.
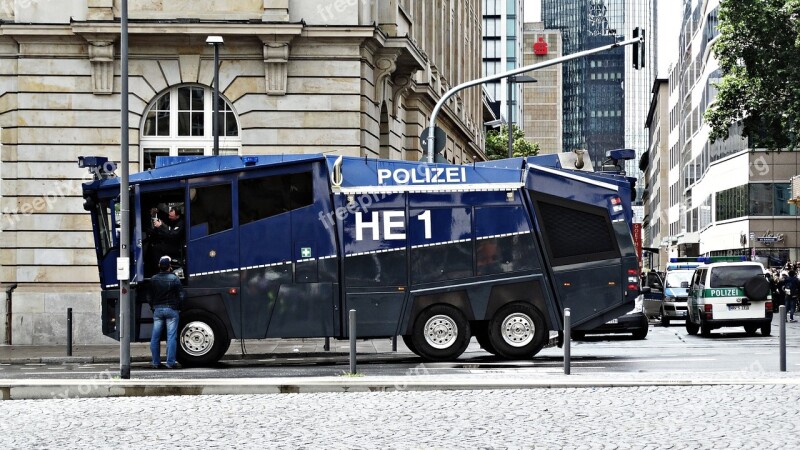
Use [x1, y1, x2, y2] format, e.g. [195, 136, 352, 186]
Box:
[356, 210, 431, 241]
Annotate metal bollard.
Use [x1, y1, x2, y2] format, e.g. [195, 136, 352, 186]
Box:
[324, 336, 330, 352]
[67, 308, 73, 357]
[564, 308, 571, 375]
[349, 309, 357, 374]
[780, 305, 786, 372]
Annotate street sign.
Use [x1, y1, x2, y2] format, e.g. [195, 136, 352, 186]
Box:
[420, 126, 446, 155]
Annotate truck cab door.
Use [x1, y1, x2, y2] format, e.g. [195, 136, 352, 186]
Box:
[132, 185, 144, 284]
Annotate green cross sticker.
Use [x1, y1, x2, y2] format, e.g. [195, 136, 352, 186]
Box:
[301, 247, 312, 258]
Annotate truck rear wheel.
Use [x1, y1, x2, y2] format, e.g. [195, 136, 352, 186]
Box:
[487, 302, 546, 359]
[177, 310, 230, 367]
[411, 304, 471, 362]
[401, 335, 419, 356]
[686, 321, 699, 335]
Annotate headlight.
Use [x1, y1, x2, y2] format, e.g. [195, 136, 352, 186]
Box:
[664, 296, 675, 302]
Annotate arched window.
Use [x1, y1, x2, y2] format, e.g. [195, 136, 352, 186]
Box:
[140, 85, 241, 170]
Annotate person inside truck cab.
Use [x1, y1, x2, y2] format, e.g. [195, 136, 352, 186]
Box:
[149, 205, 185, 270]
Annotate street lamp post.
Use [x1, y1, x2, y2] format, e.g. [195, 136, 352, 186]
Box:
[206, 36, 224, 156]
[506, 75, 536, 158]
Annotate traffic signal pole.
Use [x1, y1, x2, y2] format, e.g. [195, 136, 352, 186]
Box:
[425, 34, 644, 163]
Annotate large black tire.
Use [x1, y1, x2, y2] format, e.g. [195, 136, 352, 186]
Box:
[686, 321, 699, 335]
[661, 311, 670, 327]
[571, 330, 586, 340]
[401, 335, 419, 356]
[744, 324, 759, 336]
[487, 302, 547, 359]
[700, 321, 712, 337]
[743, 275, 770, 301]
[473, 322, 499, 355]
[176, 310, 230, 367]
[410, 304, 471, 362]
[761, 324, 772, 337]
[632, 326, 649, 340]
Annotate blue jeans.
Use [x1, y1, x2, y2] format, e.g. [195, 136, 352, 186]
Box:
[151, 307, 180, 367]
[788, 298, 797, 320]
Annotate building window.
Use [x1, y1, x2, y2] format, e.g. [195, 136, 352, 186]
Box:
[715, 185, 747, 221]
[140, 85, 241, 171]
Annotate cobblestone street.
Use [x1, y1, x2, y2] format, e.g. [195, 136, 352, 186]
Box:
[0, 384, 796, 448]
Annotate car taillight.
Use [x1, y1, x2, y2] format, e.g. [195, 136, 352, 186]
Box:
[625, 268, 638, 290]
[704, 304, 713, 320]
[766, 302, 773, 312]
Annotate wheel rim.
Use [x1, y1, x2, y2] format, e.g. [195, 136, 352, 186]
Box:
[423, 314, 458, 349]
[500, 312, 535, 347]
[180, 321, 215, 357]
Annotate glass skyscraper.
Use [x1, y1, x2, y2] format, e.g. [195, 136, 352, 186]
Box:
[482, 0, 525, 126]
[542, 0, 654, 174]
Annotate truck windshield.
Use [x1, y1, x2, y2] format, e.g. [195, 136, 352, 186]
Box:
[665, 270, 692, 288]
[709, 265, 763, 288]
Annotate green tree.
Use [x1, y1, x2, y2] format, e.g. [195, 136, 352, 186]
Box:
[705, 0, 800, 150]
[484, 124, 540, 160]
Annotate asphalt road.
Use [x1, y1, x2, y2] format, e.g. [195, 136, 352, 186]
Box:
[1, 321, 797, 380]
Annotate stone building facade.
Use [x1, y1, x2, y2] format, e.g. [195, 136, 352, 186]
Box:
[521, 22, 562, 155]
[0, 0, 485, 344]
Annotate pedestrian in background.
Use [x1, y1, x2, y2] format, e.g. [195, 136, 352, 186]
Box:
[149, 255, 185, 369]
[783, 270, 799, 323]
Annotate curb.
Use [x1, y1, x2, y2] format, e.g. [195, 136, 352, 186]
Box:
[4, 376, 800, 400]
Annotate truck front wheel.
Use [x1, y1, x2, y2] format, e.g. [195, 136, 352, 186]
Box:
[487, 302, 547, 360]
[177, 310, 230, 367]
[411, 304, 471, 362]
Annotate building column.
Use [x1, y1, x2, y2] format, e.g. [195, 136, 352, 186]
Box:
[87, 39, 115, 95]
[261, 39, 290, 95]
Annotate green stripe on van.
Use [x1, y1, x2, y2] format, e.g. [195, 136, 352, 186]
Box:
[703, 288, 744, 297]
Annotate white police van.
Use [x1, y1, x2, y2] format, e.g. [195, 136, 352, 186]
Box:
[660, 258, 703, 326]
[685, 257, 773, 337]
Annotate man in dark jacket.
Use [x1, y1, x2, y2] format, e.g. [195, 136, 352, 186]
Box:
[149, 255, 185, 369]
[784, 270, 799, 323]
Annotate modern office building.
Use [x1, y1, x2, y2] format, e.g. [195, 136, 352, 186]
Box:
[656, 0, 800, 267]
[541, 0, 655, 175]
[0, 0, 486, 344]
[482, 0, 525, 128]
[642, 78, 670, 270]
[521, 22, 562, 154]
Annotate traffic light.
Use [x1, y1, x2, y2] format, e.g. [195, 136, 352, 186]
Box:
[632, 27, 645, 70]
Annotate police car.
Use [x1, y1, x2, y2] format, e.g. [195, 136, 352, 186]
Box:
[685, 257, 773, 337]
[660, 258, 703, 326]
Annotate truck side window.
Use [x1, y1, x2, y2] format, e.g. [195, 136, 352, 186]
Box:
[189, 184, 232, 238]
[239, 172, 313, 225]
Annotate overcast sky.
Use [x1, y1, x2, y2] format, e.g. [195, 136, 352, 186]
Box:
[523, 0, 682, 77]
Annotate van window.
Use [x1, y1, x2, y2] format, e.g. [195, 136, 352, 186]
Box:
[665, 270, 692, 288]
[709, 265, 763, 288]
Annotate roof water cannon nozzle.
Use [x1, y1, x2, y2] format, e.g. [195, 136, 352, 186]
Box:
[573, 149, 586, 170]
[78, 156, 117, 180]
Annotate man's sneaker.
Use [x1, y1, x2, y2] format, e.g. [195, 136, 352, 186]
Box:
[164, 363, 181, 369]
[790, 319, 797, 323]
